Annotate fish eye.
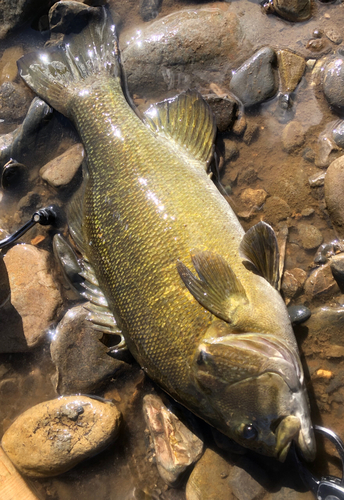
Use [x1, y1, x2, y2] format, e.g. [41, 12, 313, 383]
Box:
[241, 424, 258, 441]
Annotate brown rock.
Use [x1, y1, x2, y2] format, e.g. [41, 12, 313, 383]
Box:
[282, 121, 305, 153]
[203, 94, 237, 132]
[0, 0, 44, 39]
[40, 143, 84, 187]
[143, 394, 203, 486]
[240, 188, 267, 208]
[298, 223, 323, 250]
[0, 82, 32, 122]
[2, 396, 121, 477]
[0, 46, 23, 84]
[281, 268, 307, 300]
[325, 155, 344, 236]
[2, 244, 62, 350]
[263, 196, 291, 225]
[304, 263, 340, 298]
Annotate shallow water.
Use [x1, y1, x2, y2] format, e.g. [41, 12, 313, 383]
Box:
[1, 0, 344, 499]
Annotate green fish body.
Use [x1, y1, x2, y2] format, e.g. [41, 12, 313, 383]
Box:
[18, 5, 315, 460]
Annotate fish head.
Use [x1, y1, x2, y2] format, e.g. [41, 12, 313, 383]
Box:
[193, 324, 316, 461]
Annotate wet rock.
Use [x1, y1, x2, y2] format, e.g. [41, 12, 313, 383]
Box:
[263, 196, 291, 225]
[186, 448, 267, 500]
[0, 82, 32, 123]
[266, 486, 314, 500]
[281, 268, 307, 300]
[309, 171, 325, 188]
[302, 147, 315, 163]
[304, 263, 340, 298]
[203, 95, 237, 133]
[330, 253, 344, 291]
[140, 0, 162, 22]
[240, 188, 267, 208]
[277, 50, 306, 94]
[1, 395, 121, 477]
[49, 1, 94, 33]
[263, 0, 311, 22]
[282, 121, 305, 153]
[232, 115, 247, 136]
[1, 159, 28, 191]
[121, 7, 251, 98]
[224, 139, 239, 163]
[17, 191, 41, 215]
[143, 394, 203, 486]
[303, 306, 344, 349]
[332, 120, 344, 148]
[243, 122, 259, 145]
[323, 56, 344, 109]
[2, 244, 62, 350]
[0, 0, 44, 39]
[287, 304, 311, 325]
[229, 47, 277, 107]
[40, 143, 84, 188]
[325, 155, 344, 234]
[306, 38, 328, 52]
[51, 304, 124, 395]
[238, 166, 257, 185]
[314, 241, 344, 264]
[0, 46, 23, 84]
[298, 223, 323, 250]
[324, 28, 343, 45]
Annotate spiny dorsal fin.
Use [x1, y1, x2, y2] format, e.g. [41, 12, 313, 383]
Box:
[144, 90, 216, 166]
[177, 251, 247, 323]
[239, 221, 280, 290]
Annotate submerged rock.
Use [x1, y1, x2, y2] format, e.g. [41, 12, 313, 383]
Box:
[332, 120, 344, 148]
[0, 0, 44, 39]
[140, 0, 162, 22]
[262, 0, 311, 22]
[40, 143, 84, 188]
[325, 155, 344, 235]
[282, 121, 305, 153]
[281, 268, 307, 301]
[51, 304, 124, 395]
[143, 394, 203, 486]
[323, 56, 344, 109]
[298, 223, 323, 250]
[0, 46, 23, 84]
[288, 304, 311, 325]
[330, 253, 344, 291]
[203, 94, 237, 133]
[229, 47, 277, 107]
[277, 49, 306, 95]
[304, 263, 339, 298]
[0, 82, 32, 123]
[1, 396, 121, 477]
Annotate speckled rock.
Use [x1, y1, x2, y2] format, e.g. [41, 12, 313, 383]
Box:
[264, 0, 311, 22]
[298, 223, 323, 250]
[143, 394, 203, 486]
[263, 196, 291, 225]
[281, 268, 307, 301]
[323, 56, 344, 109]
[325, 155, 344, 234]
[0, 82, 32, 122]
[1, 244, 63, 351]
[324, 28, 343, 45]
[230, 47, 277, 107]
[240, 188, 268, 208]
[40, 143, 84, 187]
[1, 396, 121, 477]
[304, 263, 340, 298]
[282, 121, 305, 153]
[121, 6, 251, 98]
[51, 304, 124, 395]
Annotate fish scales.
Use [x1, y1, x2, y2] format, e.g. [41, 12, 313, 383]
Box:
[18, 5, 315, 460]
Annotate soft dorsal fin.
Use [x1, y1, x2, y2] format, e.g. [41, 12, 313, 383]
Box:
[239, 221, 280, 290]
[144, 90, 216, 166]
[177, 251, 247, 323]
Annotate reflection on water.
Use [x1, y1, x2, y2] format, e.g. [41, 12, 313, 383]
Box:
[1, 0, 344, 499]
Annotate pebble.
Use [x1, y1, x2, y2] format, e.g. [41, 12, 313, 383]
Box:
[48, 1, 93, 33]
[1, 244, 62, 351]
[324, 155, 344, 234]
[240, 188, 267, 208]
[1, 396, 121, 477]
[287, 304, 311, 325]
[332, 120, 344, 148]
[330, 253, 344, 291]
[203, 94, 237, 133]
[323, 56, 344, 109]
[298, 223, 323, 250]
[281, 268, 307, 300]
[230, 47, 277, 107]
[324, 28, 343, 45]
[0, 82, 32, 123]
[243, 122, 259, 145]
[309, 171, 326, 188]
[304, 262, 340, 298]
[50, 304, 124, 395]
[40, 143, 84, 187]
[143, 394, 203, 486]
[224, 139, 239, 162]
[277, 49, 306, 94]
[265, 0, 311, 22]
[282, 121, 306, 153]
[263, 196, 291, 225]
[306, 38, 327, 52]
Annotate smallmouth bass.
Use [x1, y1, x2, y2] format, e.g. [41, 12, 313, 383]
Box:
[18, 4, 315, 460]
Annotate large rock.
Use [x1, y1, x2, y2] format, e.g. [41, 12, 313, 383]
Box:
[325, 155, 344, 236]
[229, 47, 277, 107]
[0, 82, 32, 123]
[323, 56, 344, 109]
[120, 6, 251, 98]
[40, 143, 84, 188]
[2, 396, 121, 477]
[1, 244, 62, 351]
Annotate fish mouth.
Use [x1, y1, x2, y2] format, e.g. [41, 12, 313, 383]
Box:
[275, 415, 316, 462]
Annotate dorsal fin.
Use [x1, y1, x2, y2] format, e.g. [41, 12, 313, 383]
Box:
[239, 221, 280, 290]
[144, 90, 216, 166]
[177, 250, 247, 323]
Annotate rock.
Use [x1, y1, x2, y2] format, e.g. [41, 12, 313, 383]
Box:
[229, 47, 277, 107]
[243, 122, 259, 145]
[17, 191, 41, 215]
[1, 244, 62, 351]
[306, 38, 328, 52]
[263, 0, 311, 22]
[309, 171, 325, 188]
[263, 196, 291, 225]
[224, 139, 239, 163]
[240, 188, 267, 208]
[303, 306, 344, 347]
[323, 56, 344, 109]
[330, 253, 344, 291]
[121, 7, 251, 98]
[0, 82, 32, 123]
[324, 28, 343, 45]
[314, 241, 344, 264]
[332, 120, 344, 148]
[325, 155, 344, 234]
[0, 0, 44, 39]
[238, 166, 257, 185]
[143, 394, 203, 486]
[287, 304, 311, 325]
[49, 1, 94, 33]
[140, 0, 162, 22]
[1, 395, 121, 477]
[281, 268, 307, 300]
[266, 486, 314, 500]
[0, 46, 23, 84]
[40, 143, 84, 187]
[298, 223, 323, 250]
[51, 304, 124, 395]
[304, 263, 340, 298]
[301, 207, 314, 217]
[203, 94, 237, 133]
[186, 448, 267, 500]
[282, 121, 305, 153]
[302, 147, 315, 163]
[277, 50, 306, 94]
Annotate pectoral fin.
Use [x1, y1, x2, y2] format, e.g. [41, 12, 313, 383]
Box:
[177, 251, 247, 323]
[239, 221, 280, 289]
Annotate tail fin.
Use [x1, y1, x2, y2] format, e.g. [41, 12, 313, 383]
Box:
[17, 6, 120, 118]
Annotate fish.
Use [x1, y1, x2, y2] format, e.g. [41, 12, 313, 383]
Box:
[18, 4, 316, 461]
